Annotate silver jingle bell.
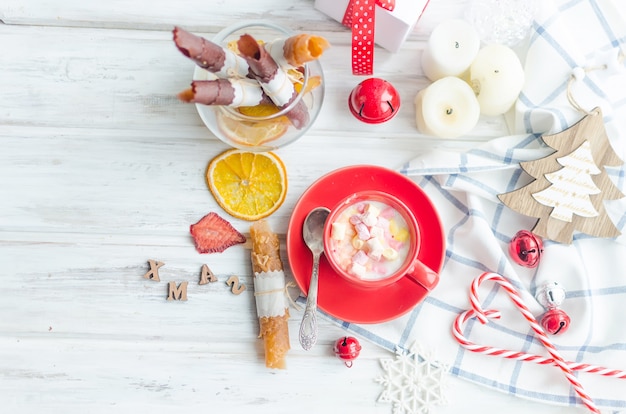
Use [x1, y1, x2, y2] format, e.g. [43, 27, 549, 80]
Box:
[535, 281, 566, 309]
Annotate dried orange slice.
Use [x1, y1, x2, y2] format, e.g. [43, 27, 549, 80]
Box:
[238, 103, 282, 118]
[206, 149, 288, 221]
[294, 75, 322, 94]
[217, 112, 289, 147]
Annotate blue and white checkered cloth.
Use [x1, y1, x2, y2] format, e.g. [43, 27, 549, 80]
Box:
[326, 0, 626, 410]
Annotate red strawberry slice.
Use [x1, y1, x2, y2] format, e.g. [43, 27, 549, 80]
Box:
[190, 212, 246, 254]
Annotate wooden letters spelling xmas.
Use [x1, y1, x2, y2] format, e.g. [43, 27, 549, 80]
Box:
[142, 259, 246, 301]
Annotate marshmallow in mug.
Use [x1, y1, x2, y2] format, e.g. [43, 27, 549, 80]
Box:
[470, 44, 525, 116]
[415, 76, 481, 139]
[421, 19, 481, 81]
[328, 200, 412, 282]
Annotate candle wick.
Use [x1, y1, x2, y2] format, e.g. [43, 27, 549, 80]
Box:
[358, 103, 365, 117]
[445, 108, 453, 115]
[387, 101, 396, 113]
[494, 69, 500, 74]
[454, 41, 459, 49]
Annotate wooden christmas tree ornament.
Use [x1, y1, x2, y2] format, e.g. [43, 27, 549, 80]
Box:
[499, 107, 624, 243]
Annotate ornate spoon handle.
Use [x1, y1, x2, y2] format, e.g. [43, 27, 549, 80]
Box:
[299, 252, 320, 350]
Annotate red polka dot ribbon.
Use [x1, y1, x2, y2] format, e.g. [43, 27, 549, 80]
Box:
[342, 0, 395, 75]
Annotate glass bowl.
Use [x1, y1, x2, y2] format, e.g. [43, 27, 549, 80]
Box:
[193, 21, 325, 152]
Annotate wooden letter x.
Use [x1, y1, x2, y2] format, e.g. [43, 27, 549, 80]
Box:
[143, 260, 164, 282]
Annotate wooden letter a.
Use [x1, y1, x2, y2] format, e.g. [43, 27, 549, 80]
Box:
[199, 264, 218, 285]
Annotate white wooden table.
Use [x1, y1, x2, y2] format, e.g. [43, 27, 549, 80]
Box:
[0, 1, 580, 412]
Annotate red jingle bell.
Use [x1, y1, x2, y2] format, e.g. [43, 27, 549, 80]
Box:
[540, 308, 570, 335]
[333, 336, 362, 368]
[348, 78, 401, 124]
[509, 230, 543, 268]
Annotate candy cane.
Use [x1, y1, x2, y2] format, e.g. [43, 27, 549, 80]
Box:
[454, 272, 601, 413]
[453, 310, 626, 378]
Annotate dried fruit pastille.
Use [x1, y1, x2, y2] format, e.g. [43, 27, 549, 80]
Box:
[250, 220, 290, 369]
[190, 212, 246, 254]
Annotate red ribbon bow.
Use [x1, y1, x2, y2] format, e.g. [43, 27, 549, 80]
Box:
[342, 0, 396, 75]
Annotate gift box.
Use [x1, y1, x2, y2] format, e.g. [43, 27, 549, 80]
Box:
[314, 0, 430, 53]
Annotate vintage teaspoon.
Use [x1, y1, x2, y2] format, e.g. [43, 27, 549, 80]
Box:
[298, 206, 330, 350]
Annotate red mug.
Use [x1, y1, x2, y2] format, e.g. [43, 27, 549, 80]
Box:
[323, 190, 439, 291]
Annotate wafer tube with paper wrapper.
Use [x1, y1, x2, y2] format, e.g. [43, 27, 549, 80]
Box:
[237, 34, 310, 129]
[265, 34, 330, 68]
[178, 79, 266, 107]
[173, 27, 250, 78]
[250, 220, 290, 369]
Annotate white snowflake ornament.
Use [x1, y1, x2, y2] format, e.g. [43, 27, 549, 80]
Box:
[376, 342, 449, 414]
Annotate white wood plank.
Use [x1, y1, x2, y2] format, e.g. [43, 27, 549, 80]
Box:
[0, 123, 496, 239]
[0, 0, 469, 33]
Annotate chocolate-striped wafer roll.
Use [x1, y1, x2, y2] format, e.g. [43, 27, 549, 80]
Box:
[178, 78, 266, 107]
[250, 220, 290, 370]
[266, 34, 330, 68]
[237, 34, 294, 107]
[237, 34, 310, 129]
[173, 27, 249, 78]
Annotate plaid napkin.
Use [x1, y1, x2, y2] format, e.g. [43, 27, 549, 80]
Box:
[322, 0, 626, 410]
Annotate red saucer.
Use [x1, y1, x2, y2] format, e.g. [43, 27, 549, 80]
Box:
[286, 165, 445, 324]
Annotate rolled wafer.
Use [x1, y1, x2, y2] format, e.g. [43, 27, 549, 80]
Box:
[250, 220, 290, 369]
[178, 79, 266, 107]
[173, 26, 249, 78]
[237, 34, 310, 129]
[266, 34, 330, 68]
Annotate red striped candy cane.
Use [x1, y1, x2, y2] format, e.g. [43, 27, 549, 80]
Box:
[455, 272, 601, 413]
[453, 309, 626, 378]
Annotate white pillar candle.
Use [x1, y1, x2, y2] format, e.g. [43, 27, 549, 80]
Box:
[414, 76, 480, 139]
[469, 44, 525, 116]
[421, 19, 481, 82]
